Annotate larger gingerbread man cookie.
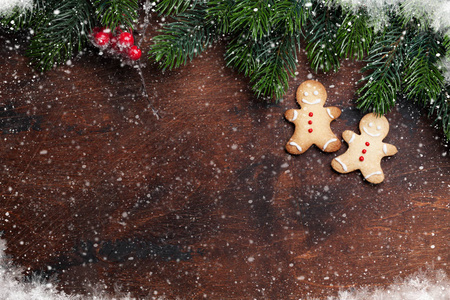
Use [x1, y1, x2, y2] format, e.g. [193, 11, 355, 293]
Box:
[331, 113, 398, 184]
[285, 80, 341, 155]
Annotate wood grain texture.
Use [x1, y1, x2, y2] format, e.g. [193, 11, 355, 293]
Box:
[0, 22, 449, 299]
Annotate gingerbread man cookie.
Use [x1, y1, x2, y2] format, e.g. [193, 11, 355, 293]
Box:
[331, 113, 398, 184]
[285, 80, 341, 155]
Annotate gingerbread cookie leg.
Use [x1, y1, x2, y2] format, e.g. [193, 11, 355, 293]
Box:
[286, 138, 313, 155]
[360, 163, 384, 184]
[315, 134, 341, 153]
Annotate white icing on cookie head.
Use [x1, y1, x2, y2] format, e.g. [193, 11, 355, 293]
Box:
[296, 80, 327, 108]
[359, 113, 390, 139]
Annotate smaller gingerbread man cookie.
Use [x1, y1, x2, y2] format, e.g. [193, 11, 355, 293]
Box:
[285, 80, 341, 155]
[331, 113, 398, 184]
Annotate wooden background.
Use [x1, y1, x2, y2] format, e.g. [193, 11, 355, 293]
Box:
[0, 16, 449, 299]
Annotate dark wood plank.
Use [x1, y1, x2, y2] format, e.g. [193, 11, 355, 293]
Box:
[0, 25, 449, 299]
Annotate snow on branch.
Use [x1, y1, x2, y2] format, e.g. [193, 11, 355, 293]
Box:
[0, 0, 33, 16]
[336, 0, 450, 35]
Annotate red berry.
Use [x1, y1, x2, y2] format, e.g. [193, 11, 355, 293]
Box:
[309, 112, 313, 117]
[94, 31, 110, 46]
[128, 45, 142, 60]
[308, 120, 312, 125]
[365, 142, 370, 146]
[359, 156, 364, 161]
[308, 128, 313, 133]
[118, 32, 134, 48]
[362, 149, 367, 154]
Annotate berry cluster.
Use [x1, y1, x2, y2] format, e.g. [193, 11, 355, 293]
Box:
[91, 27, 142, 61]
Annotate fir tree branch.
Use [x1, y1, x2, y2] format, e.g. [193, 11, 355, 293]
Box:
[94, 0, 138, 30]
[230, 0, 272, 40]
[336, 10, 373, 60]
[304, 3, 342, 73]
[225, 29, 300, 101]
[250, 33, 299, 100]
[26, 0, 96, 71]
[356, 23, 406, 115]
[149, 5, 219, 70]
[206, 0, 234, 34]
[155, 0, 199, 16]
[403, 30, 446, 106]
[225, 33, 258, 77]
[271, 0, 310, 35]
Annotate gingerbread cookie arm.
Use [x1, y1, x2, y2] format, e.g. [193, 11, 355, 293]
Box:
[331, 154, 357, 174]
[285, 109, 298, 123]
[325, 107, 341, 120]
[382, 143, 398, 157]
[342, 130, 357, 144]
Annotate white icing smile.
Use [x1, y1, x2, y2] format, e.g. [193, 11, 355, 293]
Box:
[363, 126, 381, 137]
[301, 98, 321, 105]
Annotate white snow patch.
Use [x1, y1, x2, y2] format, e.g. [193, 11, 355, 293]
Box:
[336, 0, 450, 35]
[0, 238, 144, 299]
[0, 0, 33, 16]
[1, 239, 449, 300]
[326, 268, 450, 300]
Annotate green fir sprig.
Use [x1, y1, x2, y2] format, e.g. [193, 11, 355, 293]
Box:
[336, 10, 374, 60]
[356, 20, 406, 115]
[149, 5, 218, 70]
[26, 0, 96, 71]
[304, 2, 342, 73]
[95, 0, 139, 31]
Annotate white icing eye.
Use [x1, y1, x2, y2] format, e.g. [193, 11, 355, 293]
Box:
[313, 90, 319, 95]
[369, 122, 374, 127]
[304, 92, 309, 96]
[377, 125, 382, 130]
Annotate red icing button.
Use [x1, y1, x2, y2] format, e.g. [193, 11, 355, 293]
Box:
[362, 149, 367, 154]
[308, 128, 313, 133]
[309, 112, 313, 117]
[365, 142, 370, 146]
[359, 156, 364, 161]
[308, 120, 313, 125]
